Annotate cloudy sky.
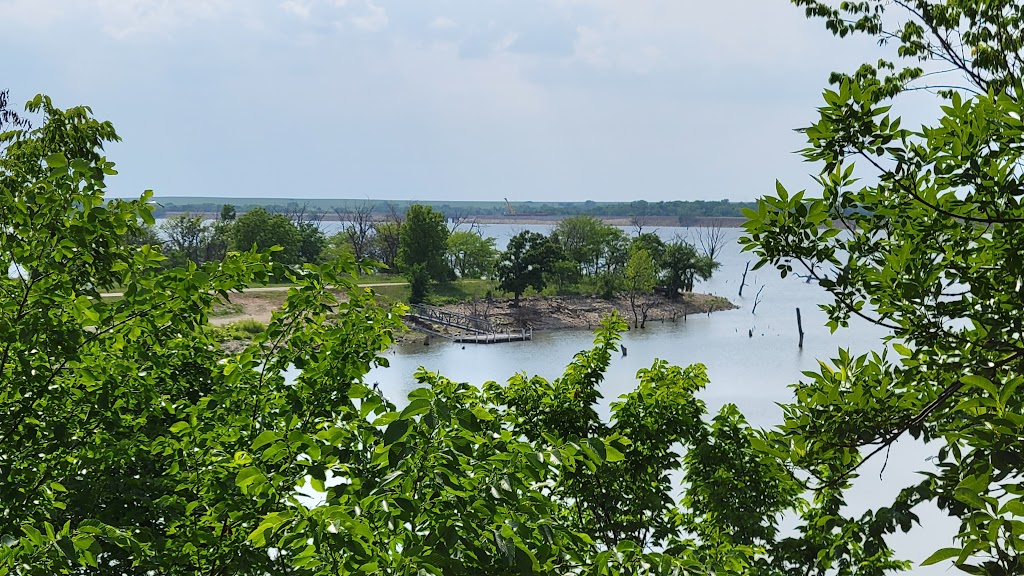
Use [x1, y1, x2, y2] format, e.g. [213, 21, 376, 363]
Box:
[2, 0, 898, 202]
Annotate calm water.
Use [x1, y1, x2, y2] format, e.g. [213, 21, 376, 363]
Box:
[363, 225, 958, 572]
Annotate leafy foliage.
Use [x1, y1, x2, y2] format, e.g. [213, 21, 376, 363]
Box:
[398, 204, 450, 302]
[446, 230, 498, 279]
[159, 212, 228, 267]
[232, 207, 303, 265]
[624, 247, 657, 328]
[742, 1, 1024, 573]
[494, 231, 563, 305]
[661, 241, 718, 295]
[552, 215, 629, 277]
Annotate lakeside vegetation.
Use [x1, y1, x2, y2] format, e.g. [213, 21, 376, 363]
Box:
[4, 1, 1024, 575]
[138, 200, 725, 328]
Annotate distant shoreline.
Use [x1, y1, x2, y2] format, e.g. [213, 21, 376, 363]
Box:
[159, 211, 748, 228]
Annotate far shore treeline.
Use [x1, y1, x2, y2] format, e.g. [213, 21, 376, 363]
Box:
[144, 196, 754, 226]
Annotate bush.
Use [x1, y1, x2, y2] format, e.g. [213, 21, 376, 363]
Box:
[228, 318, 267, 336]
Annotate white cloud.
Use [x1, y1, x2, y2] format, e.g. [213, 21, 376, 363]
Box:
[280, 0, 311, 19]
[572, 25, 609, 67]
[350, 1, 387, 32]
[554, 0, 819, 73]
[429, 16, 456, 30]
[0, 0, 233, 36]
[91, 0, 233, 37]
[0, 0, 65, 25]
[493, 32, 519, 53]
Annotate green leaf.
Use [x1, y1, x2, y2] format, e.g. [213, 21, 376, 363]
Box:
[920, 547, 961, 566]
[514, 542, 537, 575]
[961, 375, 998, 397]
[383, 419, 410, 445]
[400, 398, 431, 420]
[235, 466, 266, 489]
[55, 536, 78, 566]
[471, 405, 495, 421]
[604, 443, 624, 462]
[954, 487, 988, 511]
[45, 153, 68, 168]
[251, 430, 280, 451]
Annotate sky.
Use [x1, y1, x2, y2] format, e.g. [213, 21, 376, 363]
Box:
[2, 0, 903, 202]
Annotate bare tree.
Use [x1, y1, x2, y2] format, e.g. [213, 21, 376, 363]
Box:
[285, 202, 327, 230]
[333, 201, 377, 261]
[696, 218, 728, 262]
[751, 284, 766, 314]
[629, 200, 651, 235]
[739, 261, 750, 297]
[448, 209, 481, 235]
[372, 202, 404, 270]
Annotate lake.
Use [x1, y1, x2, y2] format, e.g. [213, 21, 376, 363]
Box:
[363, 224, 958, 573]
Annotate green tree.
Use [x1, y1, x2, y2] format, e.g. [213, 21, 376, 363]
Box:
[295, 221, 327, 264]
[743, 1, 1024, 573]
[631, 233, 667, 269]
[495, 231, 562, 306]
[397, 204, 450, 302]
[489, 316, 800, 571]
[552, 215, 628, 276]
[123, 222, 161, 250]
[662, 240, 717, 295]
[231, 207, 301, 265]
[0, 94, 589, 576]
[624, 248, 657, 328]
[219, 203, 236, 222]
[159, 212, 215, 267]
[446, 230, 498, 279]
[371, 221, 401, 270]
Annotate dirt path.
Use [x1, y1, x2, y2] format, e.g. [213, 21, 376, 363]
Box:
[98, 281, 405, 299]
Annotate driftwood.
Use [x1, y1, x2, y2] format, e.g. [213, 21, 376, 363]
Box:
[751, 285, 765, 314]
[796, 307, 805, 349]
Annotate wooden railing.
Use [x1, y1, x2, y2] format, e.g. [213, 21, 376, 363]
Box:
[406, 304, 495, 334]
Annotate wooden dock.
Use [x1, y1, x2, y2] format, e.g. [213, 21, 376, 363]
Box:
[453, 328, 532, 344]
[405, 304, 532, 344]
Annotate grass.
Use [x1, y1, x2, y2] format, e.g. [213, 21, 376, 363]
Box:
[211, 299, 243, 317]
[427, 279, 494, 305]
[228, 318, 267, 336]
[369, 283, 411, 307]
[365, 278, 495, 307]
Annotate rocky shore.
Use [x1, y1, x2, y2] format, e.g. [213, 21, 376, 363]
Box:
[396, 292, 736, 342]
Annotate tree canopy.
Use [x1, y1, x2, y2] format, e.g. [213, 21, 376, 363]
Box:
[743, 1, 1024, 573]
[494, 231, 563, 305]
[446, 230, 498, 279]
[1, 96, 796, 576]
[232, 207, 303, 265]
[397, 204, 450, 302]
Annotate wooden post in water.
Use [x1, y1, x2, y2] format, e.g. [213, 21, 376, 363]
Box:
[796, 307, 805, 349]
